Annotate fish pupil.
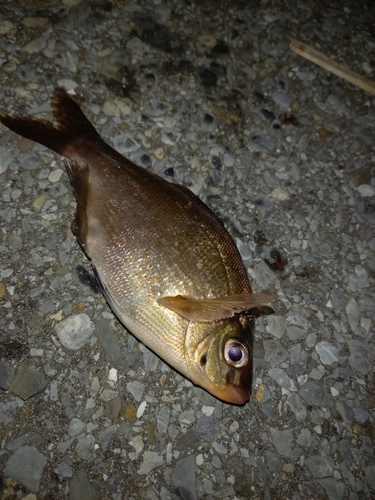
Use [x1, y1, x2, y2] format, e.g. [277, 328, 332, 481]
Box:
[228, 346, 242, 362]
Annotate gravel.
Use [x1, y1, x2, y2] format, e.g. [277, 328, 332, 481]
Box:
[0, 0, 374, 499]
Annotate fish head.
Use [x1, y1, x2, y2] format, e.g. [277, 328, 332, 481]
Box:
[185, 313, 254, 405]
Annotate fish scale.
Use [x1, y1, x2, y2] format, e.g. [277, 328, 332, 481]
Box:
[0, 88, 273, 404]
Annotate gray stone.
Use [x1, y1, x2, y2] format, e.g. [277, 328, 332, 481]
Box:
[179, 410, 195, 424]
[3, 446, 47, 492]
[50, 380, 59, 401]
[126, 380, 145, 401]
[315, 341, 339, 365]
[194, 416, 220, 442]
[7, 434, 28, 451]
[290, 344, 302, 365]
[270, 428, 293, 456]
[203, 477, 214, 494]
[263, 340, 288, 365]
[9, 365, 47, 400]
[28, 434, 45, 448]
[98, 425, 117, 451]
[75, 435, 95, 460]
[154, 4, 171, 24]
[95, 318, 128, 370]
[172, 455, 196, 500]
[0, 149, 13, 174]
[287, 327, 306, 340]
[249, 135, 276, 153]
[55, 313, 94, 350]
[265, 449, 283, 472]
[17, 62, 35, 82]
[348, 340, 374, 375]
[57, 462, 73, 478]
[212, 441, 227, 455]
[299, 380, 333, 407]
[58, 238, 72, 266]
[318, 478, 345, 500]
[70, 469, 100, 500]
[297, 429, 312, 448]
[345, 299, 360, 330]
[268, 368, 296, 391]
[266, 316, 286, 338]
[112, 134, 139, 154]
[273, 92, 293, 108]
[140, 344, 159, 371]
[106, 397, 122, 420]
[257, 456, 270, 482]
[351, 400, 369, 423]
[157, 406, 171, 434]
[0, 358, 15, 389]
[138, 451, 164, 475]
[330, 288, 346, 310]
[365, 465, 375, 490]
[287, 393, 307, 422]
[335, 401, 354, 423]
[305, 455, 335, 478]
[68, 417, 86, 436]
[327, 94, 352, 118]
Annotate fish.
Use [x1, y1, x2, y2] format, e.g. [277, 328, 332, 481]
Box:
[0, 88, 274, 404]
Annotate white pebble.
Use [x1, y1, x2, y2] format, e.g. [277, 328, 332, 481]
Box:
[202, 405, 215, 417]
[137, 401, 147, 418]
[48, 169, 64, 183]
[108, 368, 118, 383]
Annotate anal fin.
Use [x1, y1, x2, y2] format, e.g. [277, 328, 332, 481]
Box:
[65, 159, 89, 253]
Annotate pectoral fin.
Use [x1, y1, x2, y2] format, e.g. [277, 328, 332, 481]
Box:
[158, 293, 274, 322]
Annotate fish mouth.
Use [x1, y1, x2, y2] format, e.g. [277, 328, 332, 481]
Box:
[215, 385, 250, 405]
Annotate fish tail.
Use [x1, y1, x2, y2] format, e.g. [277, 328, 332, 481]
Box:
[0, 88, 100, 157]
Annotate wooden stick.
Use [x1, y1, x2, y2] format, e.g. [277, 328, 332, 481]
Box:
[290, 39, 375, 97]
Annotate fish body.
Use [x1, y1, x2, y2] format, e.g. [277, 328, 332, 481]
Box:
[0, 89, 273, 404]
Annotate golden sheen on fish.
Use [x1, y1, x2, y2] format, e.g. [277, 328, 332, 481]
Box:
[0, 88, 274, 404]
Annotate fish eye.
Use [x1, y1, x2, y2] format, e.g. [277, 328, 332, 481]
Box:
[224, 341, 248, 368]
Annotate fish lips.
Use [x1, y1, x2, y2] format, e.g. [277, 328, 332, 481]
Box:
[218, 384, 251, 405]
[212, 359, 253, 405]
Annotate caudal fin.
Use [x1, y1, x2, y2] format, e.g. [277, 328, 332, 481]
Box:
[0, 88, 100, 156]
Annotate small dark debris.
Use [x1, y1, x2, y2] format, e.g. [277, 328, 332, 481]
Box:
[164, 167, 174, 177]
[252, 90, 265, 102]
[139, 154, 151, 167]
[210, 155, 222, 169]
[253, 230, 268, 246]
[264, 248, 288, 271]
[199, 68, 218, 87]
[203, 113, 214, 124]
[178, 59, 194, 72]
[261, 109, 276, 121]
[103, 77, 128, 98]
[254, 197, 264, 206]
[209, 61, 226, 76]
[280, 114, 298, 126]
[211, 41, 230, 55]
